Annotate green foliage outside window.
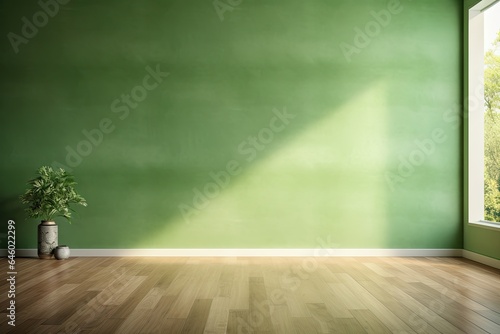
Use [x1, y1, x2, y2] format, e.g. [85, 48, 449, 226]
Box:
[484, 31, 500, 221]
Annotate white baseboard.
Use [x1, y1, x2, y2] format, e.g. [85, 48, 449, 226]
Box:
[462, 250, 500, 269]
[0, 248, 463, 258]
[4, 249, 499, 270]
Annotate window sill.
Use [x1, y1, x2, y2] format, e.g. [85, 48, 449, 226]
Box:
[468, 220, 500, 231]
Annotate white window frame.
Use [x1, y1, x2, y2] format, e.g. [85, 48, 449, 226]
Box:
[468, 0, 500, 229]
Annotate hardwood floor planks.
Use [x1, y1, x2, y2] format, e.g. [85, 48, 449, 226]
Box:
[350, 309, 392, 334]
[269, 305, 296, 334]
[203, 297, 230, 334]
[229, 262, 250, 310]
[115, 309, 153, 333]
[2, 257, 499, 334]
[138, 295, 177, 333]
[291, 316, 322, 333]
[476, 309, 500, 325]
[196, 263, 222, 299]
[181, 299, 213, 334]
[90, 318, 125, 334]
[331, 318, 368, 334]
[249, 276, 274, 333]
[42, 290, 100, 325]
[306, 303, 336, 333]
[376, 277, 466, 334]
[227, 309, 250, 334]
[357, 280, 442, 334]
[395, 280, 491, 334]
[165, 264, 208, 319]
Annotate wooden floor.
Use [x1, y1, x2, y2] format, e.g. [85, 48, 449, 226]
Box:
[1, 257, 500, 333]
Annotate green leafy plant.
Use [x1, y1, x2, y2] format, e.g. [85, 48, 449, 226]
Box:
[20, 166, 87, 223]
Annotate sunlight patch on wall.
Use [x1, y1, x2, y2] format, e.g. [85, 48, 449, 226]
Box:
[139, 81, 389, 248]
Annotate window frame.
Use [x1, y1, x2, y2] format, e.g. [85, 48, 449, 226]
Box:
[468, 0, 500, 229]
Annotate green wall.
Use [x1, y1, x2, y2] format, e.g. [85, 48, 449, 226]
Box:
[0, 0, 463, 249]
[463, 0, 500, 260]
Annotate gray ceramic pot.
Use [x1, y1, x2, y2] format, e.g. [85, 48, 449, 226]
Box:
[54, 245, 70, 260]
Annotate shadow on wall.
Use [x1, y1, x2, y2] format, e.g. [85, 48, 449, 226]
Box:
[0, 0, 462, 249]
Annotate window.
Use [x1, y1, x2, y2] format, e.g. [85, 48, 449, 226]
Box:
[469, 0, 500, 228]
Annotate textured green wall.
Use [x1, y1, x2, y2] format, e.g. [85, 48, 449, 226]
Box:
[463, 0, 500, 260]
[0, 0, 462, 249]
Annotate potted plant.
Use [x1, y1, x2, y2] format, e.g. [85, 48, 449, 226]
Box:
[20, 166, 87, 259]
